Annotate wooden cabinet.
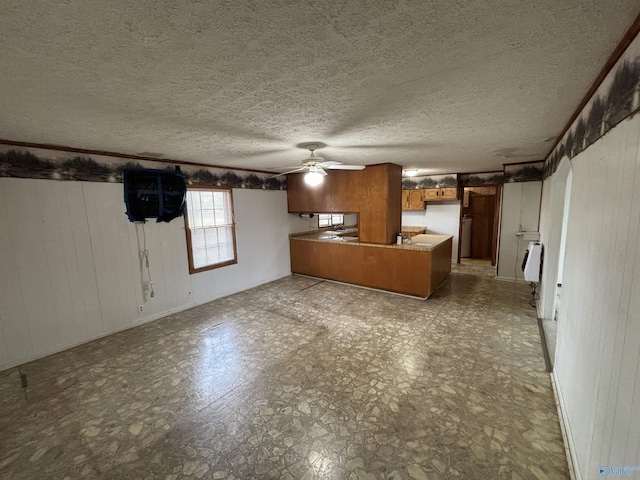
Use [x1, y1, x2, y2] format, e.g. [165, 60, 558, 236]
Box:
[287, 163, 401, 245]
[402, 189, 426, 210]
[440, 187, 458, 201]
[423, 187, 459, 202]
[401, 190, 410, 210]
[423, 188, 441, 201]
[408, 189, 424, 209]
[287, 178, 327, 212]
[290, 235, 452, 298]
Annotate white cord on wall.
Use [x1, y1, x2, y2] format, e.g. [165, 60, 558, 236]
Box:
[141, 223, 155, 298]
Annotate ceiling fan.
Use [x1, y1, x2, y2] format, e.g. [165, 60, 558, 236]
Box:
[270, 144, 365, 185]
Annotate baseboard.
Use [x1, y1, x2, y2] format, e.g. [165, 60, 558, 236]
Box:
[536, 318, 552, 373]
[550, 371, 580, 480]
[0, 273, 293, 372]
[0, 302, 196, 372]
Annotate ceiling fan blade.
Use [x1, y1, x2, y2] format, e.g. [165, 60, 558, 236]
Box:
[325, 164, 365, 170]
[318, 161, 342, 167]
[302, 156, 325, 163]
[318, 168, 328, 176]
[269, 167, 306, 178]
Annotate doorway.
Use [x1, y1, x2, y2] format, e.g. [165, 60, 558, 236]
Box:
[539, 158, 573, 367]
[458, 185, 501, 266]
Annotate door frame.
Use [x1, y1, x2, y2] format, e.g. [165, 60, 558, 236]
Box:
[457, 184, 502, 266]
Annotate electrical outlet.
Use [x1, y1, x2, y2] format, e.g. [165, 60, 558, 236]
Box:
[138, 305, 144, 312]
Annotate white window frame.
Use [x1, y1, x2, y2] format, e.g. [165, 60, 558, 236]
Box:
[318, 214, 344, 228]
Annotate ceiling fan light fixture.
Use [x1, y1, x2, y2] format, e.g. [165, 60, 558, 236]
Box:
[404, 169, 419, 177]
[304, 170, 324, 186]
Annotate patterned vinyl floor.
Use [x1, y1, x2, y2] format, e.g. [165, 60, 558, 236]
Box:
[0, 264, 568, 479]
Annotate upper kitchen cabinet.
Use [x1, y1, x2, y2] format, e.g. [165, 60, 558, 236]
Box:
[287, 163, 401, 245]
[422, 187, 459, 201]
[440, 187, 458, 200]
[287, 177, 327, 212]
[423, 188, 440, 201]
[402, 189, 425, 210]
[403, 174, 459, 203]
[287, 169, 357, 213]
[401, 190, 410, 210]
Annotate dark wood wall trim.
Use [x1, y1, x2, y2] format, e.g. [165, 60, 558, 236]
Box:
[545, 12, 640, 160]
[459, 169, 502, 175]
[0, 138, 273, 175]
[502, 160, 544, 167]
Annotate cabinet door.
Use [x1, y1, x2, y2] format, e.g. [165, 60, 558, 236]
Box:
[440, 187, 458, 201]
[401, 190, 411, 210]
[408, 189, 424, 209]
[423, 188, 440, 201]
[287, 173, 327, 212]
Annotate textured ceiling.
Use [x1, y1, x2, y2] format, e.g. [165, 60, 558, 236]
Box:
[1, 1, 639, 174]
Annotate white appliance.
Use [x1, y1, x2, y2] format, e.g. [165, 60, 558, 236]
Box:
[523, 241, 543, 283]
[461, 217, 472, 258]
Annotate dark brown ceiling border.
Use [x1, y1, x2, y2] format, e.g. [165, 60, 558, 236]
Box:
[0, 139, 274, 175]
[458, 170, 503, 175]
[545, 12, 640, 160]
[502, 160, 544, 167]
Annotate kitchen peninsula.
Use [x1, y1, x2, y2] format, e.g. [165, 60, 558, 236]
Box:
[290, 231, 453, 298]
[287, 163, 453, 298]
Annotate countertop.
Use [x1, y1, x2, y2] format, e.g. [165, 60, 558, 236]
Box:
[290, 229, 452, 251]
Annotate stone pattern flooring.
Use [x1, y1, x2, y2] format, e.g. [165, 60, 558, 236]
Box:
[0, 264, 568, 479]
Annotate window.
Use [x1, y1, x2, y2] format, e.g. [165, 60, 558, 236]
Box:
[318, 214, 344, 227]
[184, 187, 237, 273]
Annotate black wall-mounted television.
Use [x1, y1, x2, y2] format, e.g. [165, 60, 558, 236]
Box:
[123, 168, 186, 223]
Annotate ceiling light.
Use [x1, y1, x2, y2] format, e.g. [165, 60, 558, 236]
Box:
[404, 169, 418, 177]
[304, 171, 324, 186]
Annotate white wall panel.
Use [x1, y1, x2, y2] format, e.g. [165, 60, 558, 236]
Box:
[0, 311, 7, 370]
[0, 183, 32, 364]
[401, 201, 460, 262]
[66, 183, 104, 341]
[37, 182, 83, 346]
[538, 180, 552, 315]
[538, 158, 571, 320]
[3, 180, 63, 355]
[234, 189, 293, 287]
[401, 210, 428, 228]
[496, 182, 542, 281]
[51, 183, 89, 345]
[544, 115, 640, 479]
[84, 183, 138, 332]
[0, 179, 297, 371]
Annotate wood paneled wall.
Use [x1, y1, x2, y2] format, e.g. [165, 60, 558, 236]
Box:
[0, 180, 298, 371]
[546, 115, 640, 479]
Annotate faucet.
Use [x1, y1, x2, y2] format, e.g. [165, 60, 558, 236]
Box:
[332, 224, 344, 231]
